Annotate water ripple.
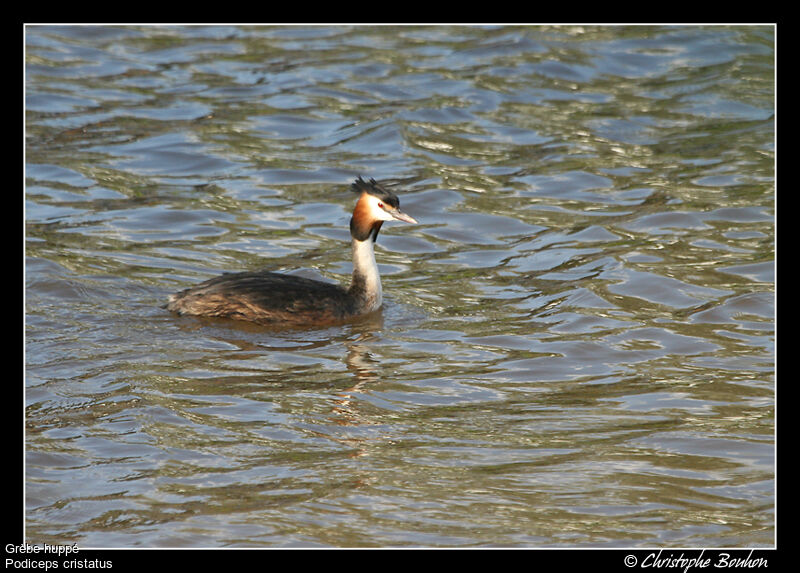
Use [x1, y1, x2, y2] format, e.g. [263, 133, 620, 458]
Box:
[25, 25, 774, 548]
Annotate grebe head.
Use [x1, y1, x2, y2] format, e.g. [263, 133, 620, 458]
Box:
[349, 177, 417, 241]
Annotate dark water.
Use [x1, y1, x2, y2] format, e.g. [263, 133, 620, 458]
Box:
[25, 25, 774, 547]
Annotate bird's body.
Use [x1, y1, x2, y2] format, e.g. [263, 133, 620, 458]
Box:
[166, 177, 416, 326]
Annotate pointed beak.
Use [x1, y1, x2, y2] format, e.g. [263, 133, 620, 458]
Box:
[389, 208, 417, 224]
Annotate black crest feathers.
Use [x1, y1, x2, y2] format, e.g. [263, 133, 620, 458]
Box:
[350, 176, 399, 208]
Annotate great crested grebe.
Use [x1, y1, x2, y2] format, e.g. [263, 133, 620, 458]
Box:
[166, 177, 417, 325]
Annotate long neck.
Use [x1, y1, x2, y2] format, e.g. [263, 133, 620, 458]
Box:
[348, 233, 383, 313]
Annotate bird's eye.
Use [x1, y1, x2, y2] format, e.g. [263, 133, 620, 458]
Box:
[378, 202, 384, 209]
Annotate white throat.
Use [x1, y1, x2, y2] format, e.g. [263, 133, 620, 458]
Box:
[350, 236, 382, 312]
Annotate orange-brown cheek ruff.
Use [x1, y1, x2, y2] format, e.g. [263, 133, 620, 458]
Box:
[165, 177, 417, 326]
[350, 193, 384, 242]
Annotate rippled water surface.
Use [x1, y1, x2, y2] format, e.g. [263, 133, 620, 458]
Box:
[25, 25, 774, 547]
